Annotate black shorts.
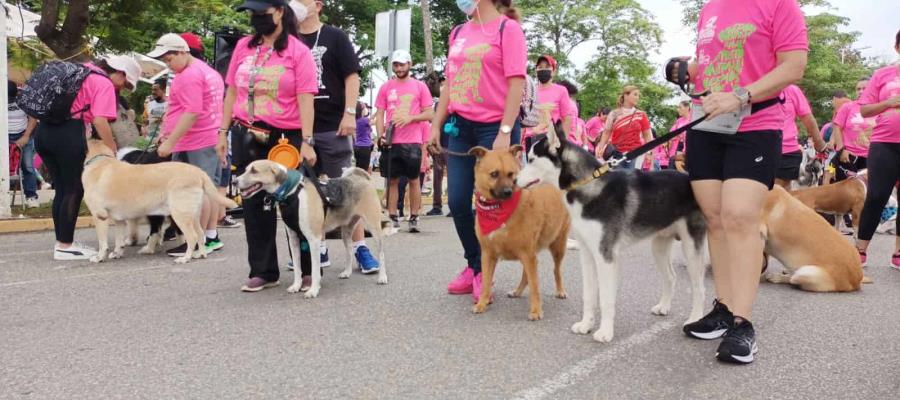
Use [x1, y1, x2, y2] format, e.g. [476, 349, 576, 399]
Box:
[685, 129, 782, 189]
[380, 143, 422, 180]
[830, 152, 867, 181]
[354, 145, 373, 170]
[776, 150, 803, 181]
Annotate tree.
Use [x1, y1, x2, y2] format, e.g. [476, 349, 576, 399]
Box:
[34, 0, 92, 60]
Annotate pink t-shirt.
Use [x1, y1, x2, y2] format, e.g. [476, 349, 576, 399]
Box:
[833, 100, 876, 157]
[858, 65, 900, 144]
[70, 64, 117, 131]
[225, 36, 318, 129]
[585, 116, 604, 144]
[693, 0, 808, 132]
[446, 16, 527, 123]
[375, 78, 433, 144]
[780, 84, 812, 154]
[163, 58, 225, 152]
[656, 116, 689, 165]
[568, 117, 585, 146]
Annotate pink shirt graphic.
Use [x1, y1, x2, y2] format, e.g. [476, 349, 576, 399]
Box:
[693, 0, 808, 132]
[226, 36, 318, 129]
[526, 84, 573, 137]
[780, 84, 812, 154]
[445, 16, 527, 123]
[71, 63, 117, 134]
[375, 78, 434, 145]
[858, 65, 900, 144]
[163, 58, 225, 152]
[833, 101, 876, 157]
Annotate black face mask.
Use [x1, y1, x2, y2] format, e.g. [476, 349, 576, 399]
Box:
[250, 13, 278, 36]
[537, 69, 553, 84]
[153, 96, 163, 102]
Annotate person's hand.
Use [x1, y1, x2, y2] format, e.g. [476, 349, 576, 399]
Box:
[300, 142, 317, 166]
[14, 136, 28, 149]
[337, 114, 356, 137]
[157, 138, 174, 158]
[595, 144, 606, 160]
[886, 95, 900, 108]
[392, 114, 413, 128]
[215, 135, 228, 166]
[492, 132, 510, 150]
[427, 127, 443, 155]
[839, 149, 850, 163]
[701, 92, 743, 120]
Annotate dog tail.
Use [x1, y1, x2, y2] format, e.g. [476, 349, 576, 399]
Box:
[342, 167, 372, 181]
[789, 265, 837, 292]
[203, 175, 239, 209]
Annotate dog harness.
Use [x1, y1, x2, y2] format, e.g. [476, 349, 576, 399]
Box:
[475, 191, 523, 235]
[83, 154, 113, 167]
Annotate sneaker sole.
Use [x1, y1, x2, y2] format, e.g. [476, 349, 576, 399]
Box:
[448, 287, 473, 295]
[890, 263, 900, 271]
[686, 328, 728, 340]
[716, 343, 758, 364]
[54, 252, 94, 261]
[360, 267, 381, 275]
[206, 243, 225, 252]
[241, 281, 280, 292]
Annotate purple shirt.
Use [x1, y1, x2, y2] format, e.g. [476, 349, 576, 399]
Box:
[355, 117, 373, 147]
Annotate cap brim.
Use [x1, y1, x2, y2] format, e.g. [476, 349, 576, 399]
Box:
[146, 48, 169, 59]
[235, 1, 273, 12]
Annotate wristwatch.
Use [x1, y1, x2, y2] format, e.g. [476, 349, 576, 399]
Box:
[733, 87, 752, 106]
[499, 125, 513, 135]
[345, 107, 357, 116]
[302, 136, 315, 146]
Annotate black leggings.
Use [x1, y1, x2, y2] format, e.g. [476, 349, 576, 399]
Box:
[34, 119, 87, 244]
[858, 142, 900, 242]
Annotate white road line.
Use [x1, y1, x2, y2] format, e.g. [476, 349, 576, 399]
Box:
[512, 320, 676, 400]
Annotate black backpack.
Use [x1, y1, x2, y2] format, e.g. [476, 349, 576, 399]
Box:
[18, 61, 105, 124]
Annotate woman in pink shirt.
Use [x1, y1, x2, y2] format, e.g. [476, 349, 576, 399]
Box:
[855, 30, 900, 270]
[830, 77, 874, 182]
[428, 0, 527, 304]
[523, 55, 573, 152]
[584, 107, 610, 153]
[221, 0, 318, 292]
[655, 100, 691, 170]
[674, 0, 810, 364]
[34, 55, 139, 261]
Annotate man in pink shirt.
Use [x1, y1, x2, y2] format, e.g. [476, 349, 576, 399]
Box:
[525, 55, 573, 151]
[149, 33, 227, 256]
[375, 50, 434, 233]
[775, 84, 825, 188]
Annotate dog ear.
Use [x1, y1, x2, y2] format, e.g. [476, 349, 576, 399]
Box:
[509, 144, 524, 159]
[468, 146, 489, 159]
[270, 163, 287, 183]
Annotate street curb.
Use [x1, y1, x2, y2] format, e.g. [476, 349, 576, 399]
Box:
[0, 216, 94, 234]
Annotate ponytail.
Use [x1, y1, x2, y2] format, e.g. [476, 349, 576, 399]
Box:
[494, 0, 520, 22]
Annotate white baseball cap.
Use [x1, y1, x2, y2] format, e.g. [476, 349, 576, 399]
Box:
[105, 55, 141, 90]
[391, 49, 412, 65]
[147, 33, 191, 58]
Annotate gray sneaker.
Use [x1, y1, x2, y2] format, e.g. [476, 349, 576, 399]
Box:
[241, 277, 280, 292]
[408, 215, 420, 233]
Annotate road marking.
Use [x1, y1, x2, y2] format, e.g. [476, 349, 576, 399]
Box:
[512, 320, 675, 400]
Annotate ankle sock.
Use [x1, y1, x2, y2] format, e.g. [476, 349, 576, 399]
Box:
[353, 240, 367, 252]
[205, 230, 218, 239]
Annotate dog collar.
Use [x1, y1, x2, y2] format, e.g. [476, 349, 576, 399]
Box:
[84, 154, 113, 167]
[475, 190, 522, 235]
[564, 164, 611, 191]
[273, 169, 303, 202]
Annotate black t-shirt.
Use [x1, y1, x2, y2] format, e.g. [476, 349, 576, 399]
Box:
[299, 25, 361, 133]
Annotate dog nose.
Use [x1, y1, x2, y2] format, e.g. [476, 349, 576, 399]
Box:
[499, 187, 513, 198]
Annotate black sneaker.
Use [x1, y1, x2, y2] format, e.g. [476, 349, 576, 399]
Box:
[425, 208, 443, 216]
[163, 226, 178, 242]
[390, 215, 400, 229]
[683, 299, 734, 340]
[716, 318, 758, 364]
[166, 243, 198, 257]
[408, 215, 420, 233]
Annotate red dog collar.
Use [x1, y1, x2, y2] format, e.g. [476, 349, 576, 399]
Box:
[475, 191, 522, 235]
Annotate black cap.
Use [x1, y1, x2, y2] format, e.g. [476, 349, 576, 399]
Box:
[235, 0, 287, 12]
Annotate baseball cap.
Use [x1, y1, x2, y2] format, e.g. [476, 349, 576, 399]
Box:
[391, 49, 412, 65]
[180, 32, 204, 52]
[235, 0, 287, 12]
[147, 33, 190, 58]
[105, 55, 141, 90]
[536, 54, 558, 70]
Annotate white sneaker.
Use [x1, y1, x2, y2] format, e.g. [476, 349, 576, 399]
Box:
[54, 242, 98, 261]
[25, 197, 40, 208]
[566, 238, 580, 250]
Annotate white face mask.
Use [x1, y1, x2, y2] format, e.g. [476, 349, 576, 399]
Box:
[290, 0, 310, 22]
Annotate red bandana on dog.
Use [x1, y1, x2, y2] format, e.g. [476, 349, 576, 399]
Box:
[476, 191, 522, 235]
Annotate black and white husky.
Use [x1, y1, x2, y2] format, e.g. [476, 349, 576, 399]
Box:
[517, 130, 708, 342]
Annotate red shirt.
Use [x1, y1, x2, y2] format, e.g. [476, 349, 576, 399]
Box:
[609, 110, 650, 152]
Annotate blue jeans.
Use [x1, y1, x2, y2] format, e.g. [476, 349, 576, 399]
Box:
[9, 133, 38, 199]
[446, 115, 521, 274]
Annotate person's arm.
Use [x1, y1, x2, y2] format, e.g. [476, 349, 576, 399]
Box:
[157, 113, 199, 157]
[429, 82, 450, 151]
[642, 128, 653, 144]
[216, 86, 238, 163]
[562, 115, 572, 138]
[860, 95, 900, 118]
[298, 92, 317, 165]
[703, 50, 807, 119]
[800, 113, 824, 151]
[93, 117, 117, 153]
[375, 108, 386, 145]
[15, 117, 38, 148]
[492, 76, 524, 150]
[594, 111, 616, 157]
[338, 73, 361, 136]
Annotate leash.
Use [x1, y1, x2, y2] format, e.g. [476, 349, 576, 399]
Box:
[84, 153, 113, 166]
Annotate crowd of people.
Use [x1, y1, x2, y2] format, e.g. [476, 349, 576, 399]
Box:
[8, 0, 898, 366]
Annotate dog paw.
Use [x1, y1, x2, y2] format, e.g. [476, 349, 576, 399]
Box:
[137, 246, 155, 255]
[174, 256, 190, 264]
[338, 270, 351, 279]
[555, 291, 568, 299]
[571, 320, 594, 335]
[651, 303, 670, 316]
[472, 302, 488, 314]
[109, 250, 123, 260]
[528, 310, 544, 321]
[376, 275, 388, 285]
[90, 255, 104, 263]
[303, 286, 321, 298]
[287, 283, 302, 293]
[124, 238, 136, 247]
[592, 326, 614, 343]
[506, 290, 521, 298]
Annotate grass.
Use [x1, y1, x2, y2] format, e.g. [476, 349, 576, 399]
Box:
[7, 201, 91, 219]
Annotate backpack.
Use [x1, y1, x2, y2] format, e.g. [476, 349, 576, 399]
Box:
[451, 21, 540, 128]
[18, 61, 104, 124]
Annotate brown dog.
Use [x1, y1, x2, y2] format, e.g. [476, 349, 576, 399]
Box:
[790, 172, 867, 236]
[761, 186, 868, 292]
[469, 145, 570, 320]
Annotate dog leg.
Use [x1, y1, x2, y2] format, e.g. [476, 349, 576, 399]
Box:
[473, 250, 498, 314]
[110, 220, 126, 259]
[549, 231, 568, 299]
[192, 220, 207, 260]
[139, 232, 160, 254]
[286, 230, 305, 293]
[338, 225, 354, 279]
[170, 213, 196, 264]
[593, 254, 618, 343]
[571, 247, 598, 335]
[682, 235, 707, 325]
[650, 236, 675, 317]
[507, 271, 528, 298]
[90, 216, 110, 263]
[523, 254, 544, 321]
[124, 219, 139, 247]
[304, 234, 322, 298]
[365, 211, 388, 285]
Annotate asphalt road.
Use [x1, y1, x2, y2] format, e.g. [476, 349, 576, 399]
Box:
[2, 215, 899, 400]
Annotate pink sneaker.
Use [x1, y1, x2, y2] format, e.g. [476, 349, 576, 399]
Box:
[472, 272, 493, 304]
[858, 249, 867, 268]
[447, 267, 474, 294]
[891, 252, 900, 271]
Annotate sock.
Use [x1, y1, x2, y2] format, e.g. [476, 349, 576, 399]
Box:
[390, 214, 399, 222]
[205, 230, 217, 240]
[353, 240, 367, 252]
[320, 241, 328, 254]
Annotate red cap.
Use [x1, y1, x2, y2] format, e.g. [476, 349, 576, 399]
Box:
[537, 54, 557, 71]
[180, 32, 203, 52]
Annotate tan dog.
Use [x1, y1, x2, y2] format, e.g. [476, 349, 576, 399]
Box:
[761, 186, 868, 292]
[790, 171, 867, 236]
[82, 139, 237, 264]
[470, 145, 570, 321]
